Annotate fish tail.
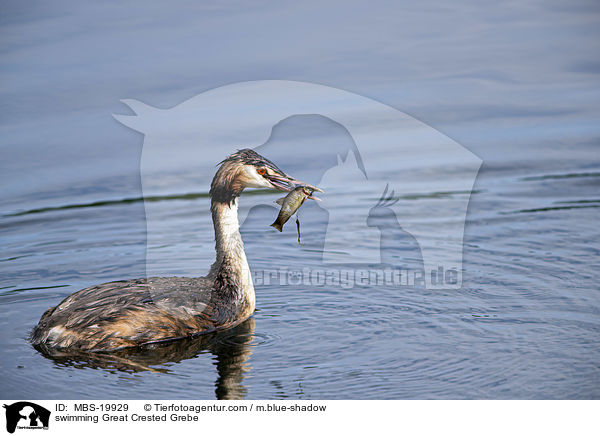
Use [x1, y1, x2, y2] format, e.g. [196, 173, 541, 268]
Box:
[270, 221, 283, 232]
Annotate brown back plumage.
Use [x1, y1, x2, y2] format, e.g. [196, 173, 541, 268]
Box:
[29, 276, 256, 351]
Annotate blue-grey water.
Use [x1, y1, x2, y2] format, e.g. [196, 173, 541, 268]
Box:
[1, 1, 599, 399]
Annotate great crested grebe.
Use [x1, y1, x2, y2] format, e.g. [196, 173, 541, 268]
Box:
[31, 149, 321, 352]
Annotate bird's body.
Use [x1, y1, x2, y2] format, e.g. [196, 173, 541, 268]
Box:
[30, 149, 319, 352]
[30, 276, 230, 351]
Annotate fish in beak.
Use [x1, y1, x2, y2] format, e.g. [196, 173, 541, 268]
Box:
[265, 172, 323, 201]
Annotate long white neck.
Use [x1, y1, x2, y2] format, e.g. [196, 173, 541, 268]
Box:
[209, 198, 255, 310]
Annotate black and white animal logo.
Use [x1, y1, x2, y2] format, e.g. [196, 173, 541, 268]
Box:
[3, 402, 50, 433]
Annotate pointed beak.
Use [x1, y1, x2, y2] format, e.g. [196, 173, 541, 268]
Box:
[267, 173, 323, 201]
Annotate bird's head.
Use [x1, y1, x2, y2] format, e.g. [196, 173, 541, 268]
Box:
[210, 149, 322, 204]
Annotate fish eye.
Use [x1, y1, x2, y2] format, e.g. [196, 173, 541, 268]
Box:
[257, 168, 267, 176]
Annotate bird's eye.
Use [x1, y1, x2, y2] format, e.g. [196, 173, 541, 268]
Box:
[257, 168, 266, 176]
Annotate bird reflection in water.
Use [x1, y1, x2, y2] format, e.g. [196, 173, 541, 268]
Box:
[33, 317, 256, 400]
